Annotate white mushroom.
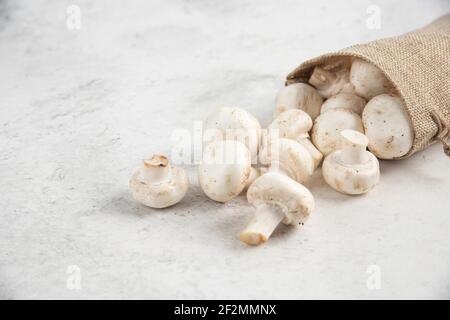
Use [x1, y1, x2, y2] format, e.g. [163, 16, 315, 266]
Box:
[244, 167, 260, 190]
[129, 155, 189, 208]
[239, 138, 315, 245]
[203, 107, 261, 162]
[198, 140, 253, 202]
[350, 58, 394, 100]
[274, 83, 323, 120]
[362, 94, 414, 159]
[259, 138, 314, 184]
[265, 109, 323, 169]
[309, 66, 356, 98]
[311, 108, 364, 156]
[240, 172, 314, 245]
[320, 93, 366, 115]
[322, 130, 380, 195]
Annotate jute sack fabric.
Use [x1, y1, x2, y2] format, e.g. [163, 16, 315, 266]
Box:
[286, 14, 450, 159]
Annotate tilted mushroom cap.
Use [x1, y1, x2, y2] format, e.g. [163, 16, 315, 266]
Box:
[265, 109, 323, 169]
[203, 107, 261, 161]
[322, 130, 380, 195]
[274, 83, 323, 120]
[309, 66, 356, 98]
[267, 109, 312, 141]
[130, 155, 189, 208]
[362, 94, 414, 159]
[198, 139, 252, 202]
[259, 138, 314, 184]
[247, 172, 315, 225]
[350, 58, 394, 100]
[320, 93, 367, 115]
[311, 108, 364, 156]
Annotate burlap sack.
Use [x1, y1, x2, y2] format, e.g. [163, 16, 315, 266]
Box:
[286, 14, 450, 159]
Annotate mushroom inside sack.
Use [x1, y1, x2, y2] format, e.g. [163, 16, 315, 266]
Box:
[362, 94, 414, 159]
[274, 83, 323, 120]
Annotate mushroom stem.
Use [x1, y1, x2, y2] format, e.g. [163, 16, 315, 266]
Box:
[309, 67, 336, 90]
[240, 203, 285, 245]
[340, 130, 369, 165]
[140, 155, 172, 183]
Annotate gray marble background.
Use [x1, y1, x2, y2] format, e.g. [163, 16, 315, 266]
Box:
[1, 0, 450, 299]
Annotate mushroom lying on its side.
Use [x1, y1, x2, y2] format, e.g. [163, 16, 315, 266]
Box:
[240, 138, 315, 246]
[362, 94, 414, 159]
[311, 108, 364, 156]
[274, 83, 323, 120]
[240, 173, 314, 245]
[130, 155, 189, 208]
[322, 130, 380, 195]
[309, 65, 356, 99]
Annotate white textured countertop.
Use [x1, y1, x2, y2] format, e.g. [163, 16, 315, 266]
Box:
[1, 0, 450, 299]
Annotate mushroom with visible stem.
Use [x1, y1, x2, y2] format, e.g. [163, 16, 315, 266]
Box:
[320, 93, 366, 115]
[309, 65, 356, 99]
[274, 83, 323, 120]
[239, 138, 315, 245]
[129, 155, 189, 208]
[240, 172, 314, 245]
[265, 109, 323, 169]
[311, 108, 364, 156]
[362, 94, 414, 159]
[198, 140, 255, 202]
[203, 107, 261, 162]
[350, 58, 394, 100]
[322, 130, 380, 195]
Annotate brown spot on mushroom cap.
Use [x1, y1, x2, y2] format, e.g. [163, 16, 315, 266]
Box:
[143, 155, 168, 168]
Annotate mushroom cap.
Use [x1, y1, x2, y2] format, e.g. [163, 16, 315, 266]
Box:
[203, 107, 261, 161]
[320, 93, 366, 115]
[267, 109, 312, 141]
[350, 58, 393, 100]
[322, 132, 380, 195]
[275, 83, 323, 120]
[259, 138, 314, 184]
[129, 165, 189, 208]
[362, 94, 414, 159]
[247, 172, 314, 225]
[311, 108, 364, 156]
[198, 139, 251, 202]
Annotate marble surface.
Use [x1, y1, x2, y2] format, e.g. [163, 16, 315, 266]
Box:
[1, 0, 450, 299]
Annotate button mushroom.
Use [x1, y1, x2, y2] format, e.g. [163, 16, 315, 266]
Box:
[239, 137, 315, 245]
[311, 108, 364, 156]
[322, 130, 380, 195]
[362, 94, 414, 159]
[240, 172, 315, 245]
[349, 58, 394, 100]
[274, 83, 323, 120]
[320, 93, 367, 116]
[259, 138, 314, 184]
[198, 139, 254, 202]
[308, 65, 356, 98]
[265, 109, 323, 169]
[129, 155, 189, 208]
[203, 107, 261, 162]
